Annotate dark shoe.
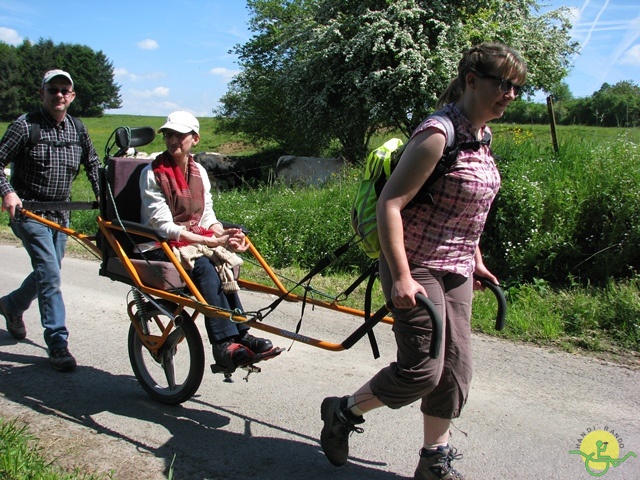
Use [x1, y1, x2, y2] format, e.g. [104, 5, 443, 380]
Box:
[212, 340, 253, 372]
[320, 396, 364, 466]
[238, 332, 273, 354]
[414, 445, 465, 480]
[49, 348, 77, 372]
[0, 297, 26, 340]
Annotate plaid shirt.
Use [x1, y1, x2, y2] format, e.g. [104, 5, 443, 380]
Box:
[0, 108, 101, 224]
[401, 104, 501, 276]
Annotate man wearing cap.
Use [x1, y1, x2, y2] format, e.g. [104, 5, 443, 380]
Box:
[138, 111, 279, 374]
[0, 69, 101, 372]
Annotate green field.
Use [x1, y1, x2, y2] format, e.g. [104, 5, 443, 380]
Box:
[0, 115, 256, 160]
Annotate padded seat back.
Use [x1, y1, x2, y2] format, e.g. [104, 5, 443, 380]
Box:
[100, 156, 186, 289]
[105, 156, 150, 227]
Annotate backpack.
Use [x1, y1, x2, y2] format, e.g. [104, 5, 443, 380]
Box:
[350, 110, 491, 259]
[25, 110, 86, 149]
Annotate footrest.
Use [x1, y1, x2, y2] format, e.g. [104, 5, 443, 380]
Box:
[244, 346, 285, 365]
[210, 347, 285, 381]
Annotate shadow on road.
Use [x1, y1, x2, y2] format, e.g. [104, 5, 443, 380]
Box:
[0, 342, 406, 480]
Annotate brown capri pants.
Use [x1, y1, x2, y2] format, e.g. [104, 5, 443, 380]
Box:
[369, 256, 473, 419]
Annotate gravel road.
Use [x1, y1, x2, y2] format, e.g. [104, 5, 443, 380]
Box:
[1, 244, 638, 480]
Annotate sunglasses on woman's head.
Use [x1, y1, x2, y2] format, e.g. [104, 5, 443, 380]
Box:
[473, 70, 523, 96]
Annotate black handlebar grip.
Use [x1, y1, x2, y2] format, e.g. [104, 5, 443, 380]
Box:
[342, 293, 443, 358]
[474, 277, 507, 331]
[415, 293, 442, 359]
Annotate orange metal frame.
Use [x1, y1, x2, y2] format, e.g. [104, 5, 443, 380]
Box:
[19, 209, 393, 353]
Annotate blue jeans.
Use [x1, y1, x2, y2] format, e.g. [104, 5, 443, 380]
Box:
[139, 250, 248, 343]
[191, 256, 249, 343]
[4, 217, 68, 350]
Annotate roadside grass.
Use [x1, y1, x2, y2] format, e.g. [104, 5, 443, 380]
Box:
[0, 418, 114, 479]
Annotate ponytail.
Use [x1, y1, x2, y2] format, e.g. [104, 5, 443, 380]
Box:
[436, 79, 463, 109]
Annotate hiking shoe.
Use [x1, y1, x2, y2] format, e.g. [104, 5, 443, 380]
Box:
[414, 445, 465, 480]
[320, 396, 364, 466]
[49, 348, 77, 372]
[0, 297, 26, 340]
[212, 340, 252, 372]
[238, 332, 273, 354]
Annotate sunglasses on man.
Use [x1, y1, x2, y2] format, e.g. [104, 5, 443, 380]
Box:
[45, 87, 73, 97]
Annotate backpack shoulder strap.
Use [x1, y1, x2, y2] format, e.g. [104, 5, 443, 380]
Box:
[415, 111, 489, 204]
[427, 110, 456, 152]
[24, 111, 86, 149]
[421, 111, 457, 190]
[481, 128, 492, 146]
[69, 115, 87, 154]
[25, 111, 43, 145]
[69, 115, 86, 138]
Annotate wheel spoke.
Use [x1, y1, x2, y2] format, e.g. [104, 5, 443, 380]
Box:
[162, 348, 177, 390]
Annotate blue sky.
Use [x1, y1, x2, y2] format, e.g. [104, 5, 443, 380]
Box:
[1, 0, 638, 117]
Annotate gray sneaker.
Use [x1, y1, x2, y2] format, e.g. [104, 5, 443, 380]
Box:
[49, 348, 77, 372]
[414, 446, 465, 480]
[320, 396, 364, 466]
[0, 297, 26, 340]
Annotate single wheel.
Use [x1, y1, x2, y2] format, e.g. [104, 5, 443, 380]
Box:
[128, 299, 205, 404]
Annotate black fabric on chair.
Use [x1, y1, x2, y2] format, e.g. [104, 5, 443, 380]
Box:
[99, 156, 186, 289]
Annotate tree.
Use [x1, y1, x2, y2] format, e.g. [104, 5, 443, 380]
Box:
[590, 81, 640, 127]
[0, 38, 121, 120]
[14, 39, 59, 113]
[499, 98, 548, 124]
[58, 44, 122, 117]
[549, 82, 573, 103]
[217, 0, 323, 155]
[287, 0, 471, 159]
[217, 0, 578, 161]
[0, 43, 22, 120]
[562, 96, 592, 125]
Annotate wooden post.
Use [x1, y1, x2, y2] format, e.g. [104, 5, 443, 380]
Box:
[547, 95, 559, 153]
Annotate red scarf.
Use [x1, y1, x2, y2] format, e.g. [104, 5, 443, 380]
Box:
[152, 152, 214, 246]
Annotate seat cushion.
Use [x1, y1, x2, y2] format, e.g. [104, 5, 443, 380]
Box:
[107, 257, 186, 290]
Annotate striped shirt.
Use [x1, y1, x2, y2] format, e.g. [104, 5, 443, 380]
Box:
[401, 104, 500, 277]
[0, 108, 101, 224]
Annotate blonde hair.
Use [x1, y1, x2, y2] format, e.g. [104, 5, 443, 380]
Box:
[437, 42, 527, 108]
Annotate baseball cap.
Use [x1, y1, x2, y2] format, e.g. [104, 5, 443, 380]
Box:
[158, 111, 200, 134]
[42, 69, 74, 88]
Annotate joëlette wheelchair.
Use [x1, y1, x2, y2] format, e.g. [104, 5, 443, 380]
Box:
[18, 125, 506, 405]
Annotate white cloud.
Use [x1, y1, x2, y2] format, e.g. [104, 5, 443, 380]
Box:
[0, 27, 23, 45]
[114, 68, 165, 82]
[146, 71, 166, 80]
[566, 6, 581, 24]
[130, 87, 170, 98]
[620, 44, 640, 66]
[137, 38, 159, 50]
[210, 67, 239, 80]
[114, 68, 139, 81]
